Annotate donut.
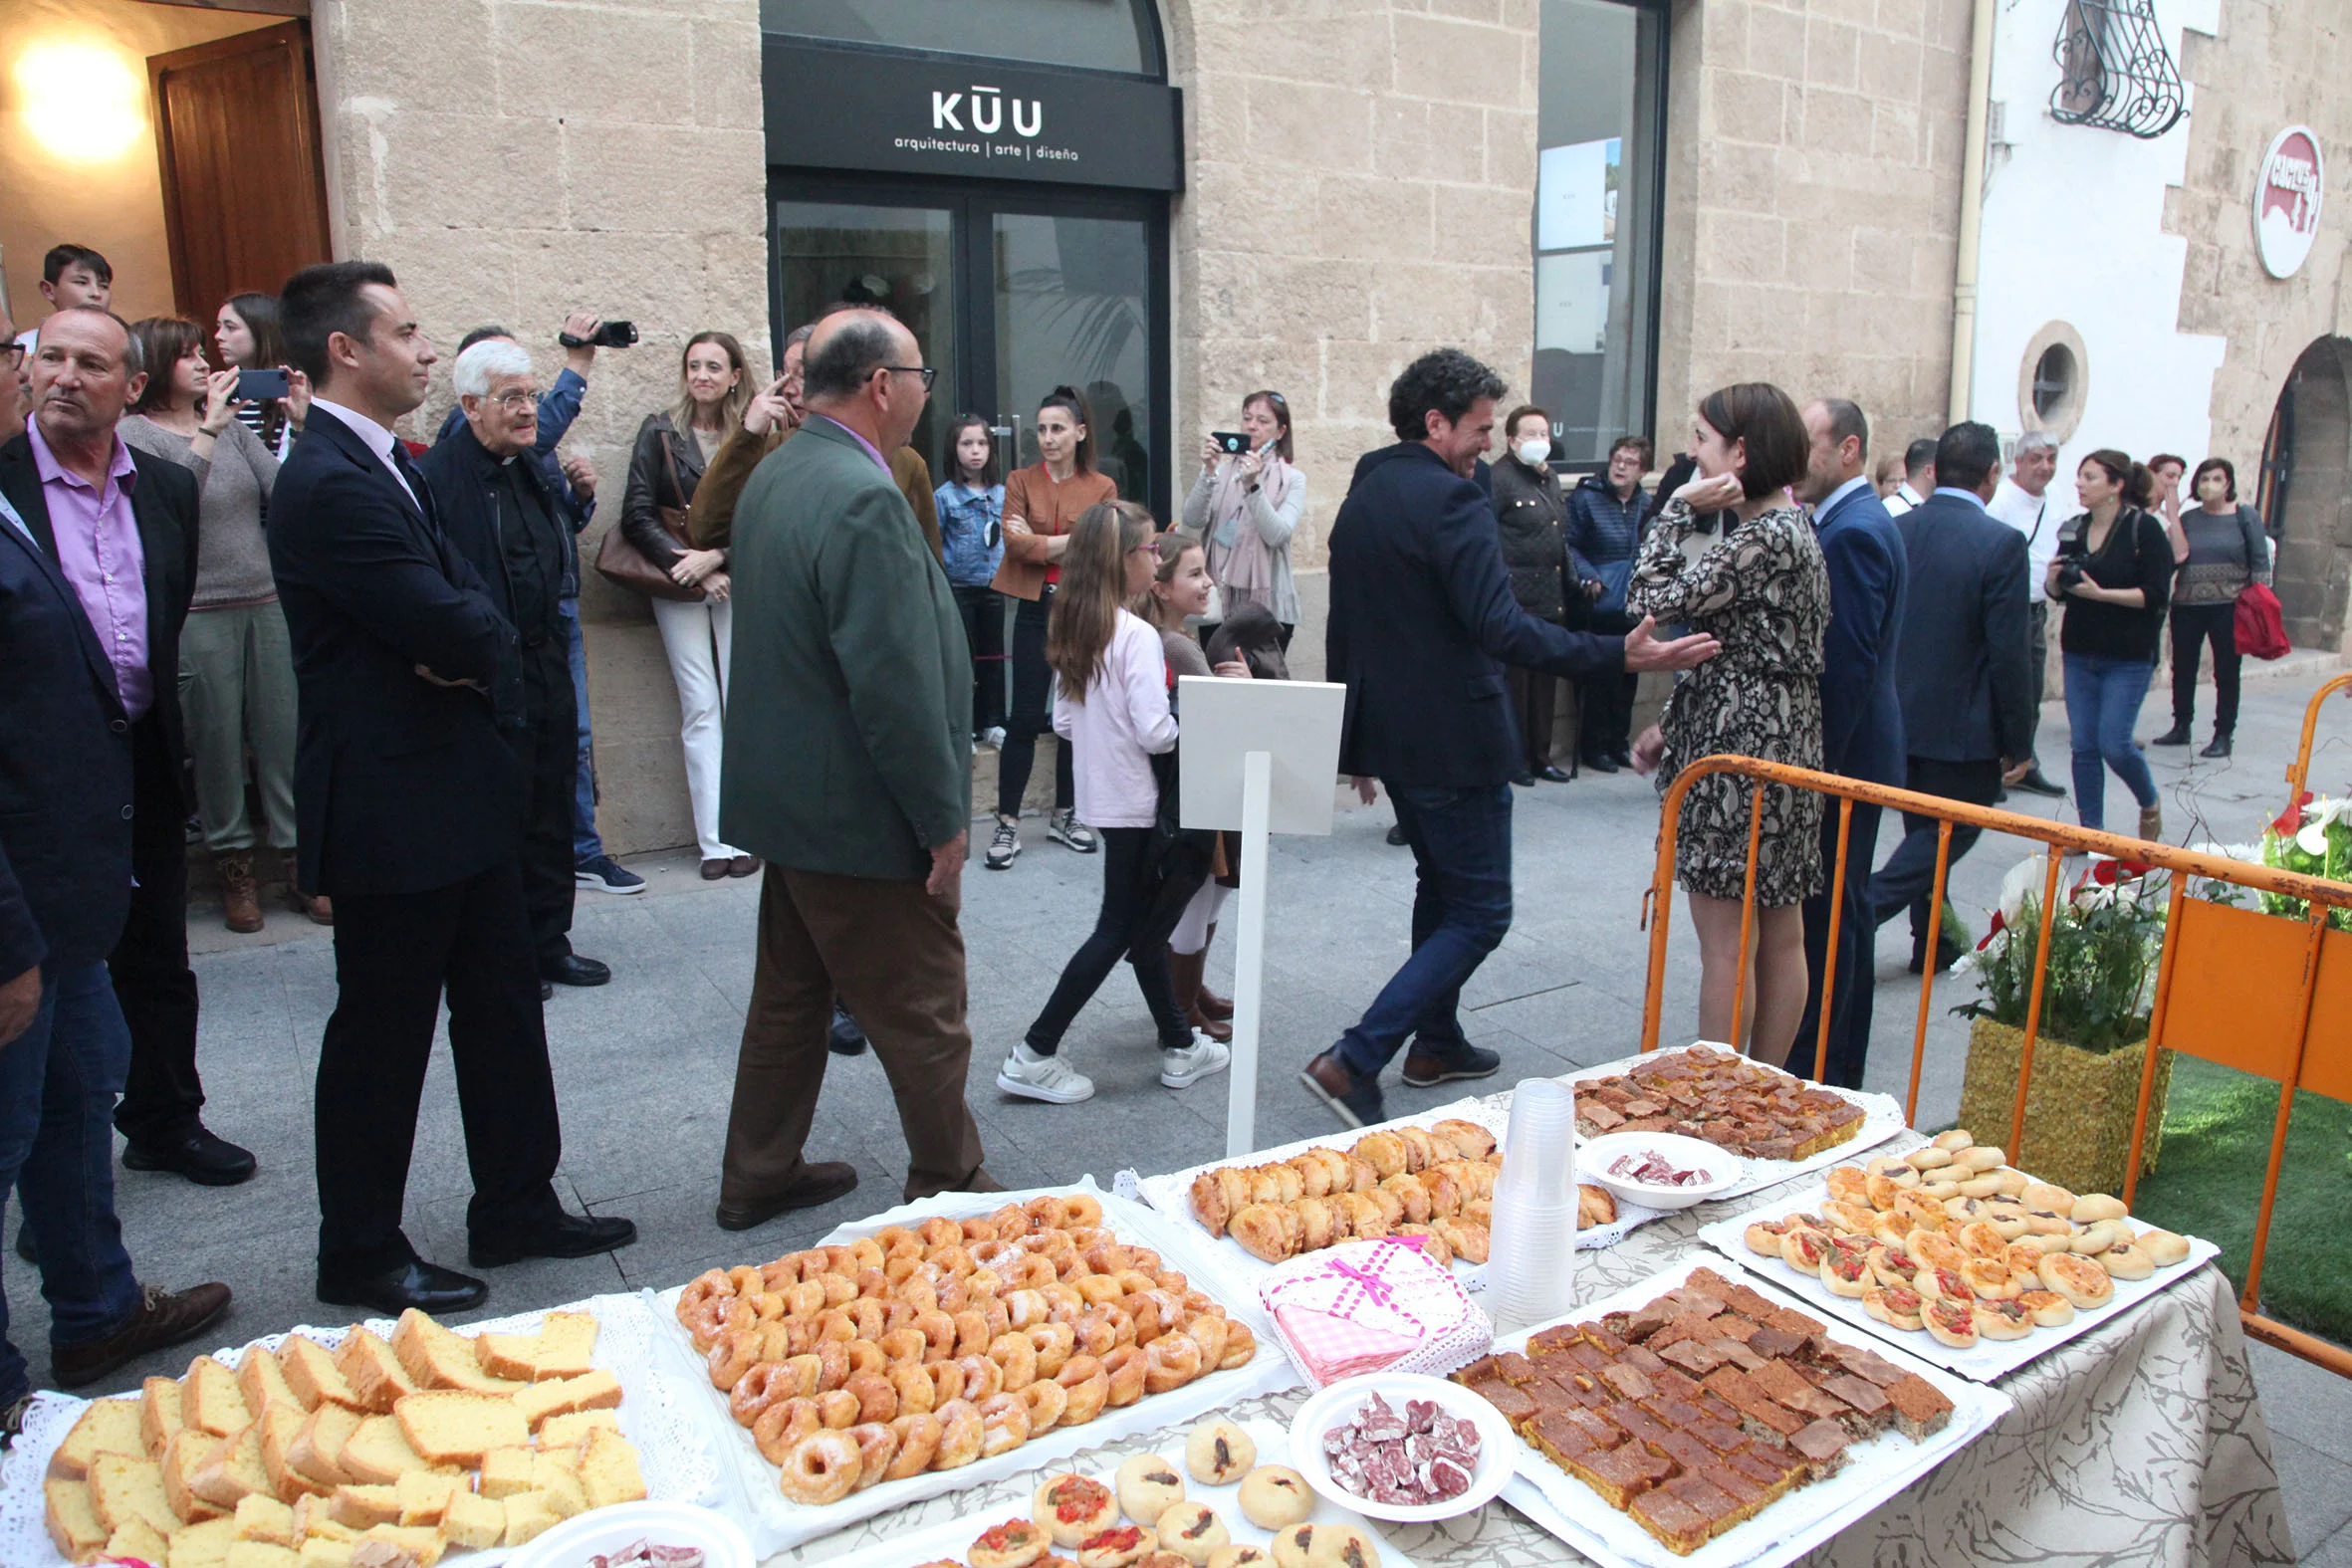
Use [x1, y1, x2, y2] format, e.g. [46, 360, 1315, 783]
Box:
[730, 1361, 802, 1428]
[1209, 1548, 1273, 1568]
[1035, 1473, 1119, 1547]
[1217, 1320, 1258, 1372]
[1102, 1345, 1149, 1407]
[884, 1412, 942, 1479]
[931, 1398, 984, 1470]
[1922, 1297, 1979, 1350]
[2139, 1228, 2191, 1266]
[1184, 1419, 1255, 1484]
[2017, 1288, 2075, 1327]
[813, 1388, 858, 1429]
[1145, 1333, 1205, 1395]
[960, 1352, 1007, 1403]
[753, 1397, 822, 1465]
[2036, 1250, 2116, 1309]
[889, 1360, 937, 1415]
[1030, 1322, 1076, 1380]
[1065, 1194, 1104, 1227]
[1078, 1526, 1158, 1568]
[970, 1516, 1053, 1568]
[1182, 1312, 1231, 1371]
[927, 1360, 967, 1406]
[1306, 1522, 1380, 1568]
[1155, 1502, 1228, 1566]
[1021, 1375, 1069, 1436]
[1236, 1466, 1312, 1530]
[1972, 1297, 2035, 1341]
[843, 1370, 898, 1425]
[847, 1422, 898, 1490]
[978, 1392, 1033, 1456]
[1058, 1355, 1110, 1426]
[1116, 1456, 1186, 1526]
[777, 1429, 863, 1506]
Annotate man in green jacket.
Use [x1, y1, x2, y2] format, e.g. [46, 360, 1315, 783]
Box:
[712, 307, 993, 1227]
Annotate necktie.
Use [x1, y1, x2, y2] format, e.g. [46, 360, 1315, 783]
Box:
[390, 444, 437, 528]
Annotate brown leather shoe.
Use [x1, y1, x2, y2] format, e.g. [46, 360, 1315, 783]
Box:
[700, 858, 731, 881]
[1193, 922, 1233, 1019]
[278, 850, 332, 924]
[729, 854, 762, 878]
[217, 850, 263, 934]
[304, 892, 334, 926]
[715, 1162, 859, 1231]
[51, 1282, 233, 1389]
[1167, 946, 1232, 1043]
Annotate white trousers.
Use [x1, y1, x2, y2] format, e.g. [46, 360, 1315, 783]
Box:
[652, 593, 743, 861]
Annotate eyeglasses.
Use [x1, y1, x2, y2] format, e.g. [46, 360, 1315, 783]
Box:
[879, 365, 937, 392]
[0, 343, 21, 370]
[486, 388, 539, 411]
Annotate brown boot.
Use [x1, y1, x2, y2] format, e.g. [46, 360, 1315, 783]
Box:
[280, 849, 333, 924]
[1168, 946, 1232, 1042]
[1194, 922, 1234, 1019]
[216, 850, 263, 933]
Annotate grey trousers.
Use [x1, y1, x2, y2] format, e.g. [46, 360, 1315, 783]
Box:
[177, 601, 299, 852]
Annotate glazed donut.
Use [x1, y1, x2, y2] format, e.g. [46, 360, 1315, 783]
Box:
[990, 1203, 1033, 1236]
[1076, 1273, 1128, 1306]
[927, 1359, 967, 1406]
[1145, 1333, 1204, 1394]
[845, 1297, 887, 1339]
[971, 1238, 1017, 1267]
[815, 1387, 861, 1429]
[884, 1411, 942, 1479]
[1217, 1321, 1257, 1371]
[872, 1225, 921, 1256]
[888, 1360, 937, 1416]
[1011, 1255, 1059, 1291]
[1064, 1194, 1103, 1227]
[1099, 1305, 1139, 1348]
[843, 1370, 898, 1425]
[878, 1327, 928, 1366]
[959, 1218, 1000, 1247]
[846, 1421, 898, 1490]
[882, 1254, 924, 1290]
[1020, 1375, 1069, 1436]
[918, 1216, 962, 1249]
[932, 1244, 977, 1278]
[842, 1338, 887, 1376]
[778, 1354, 822, 1400]
[753, 1397, 823, 1465]
[1072, 1310, 1121, 1357]
[953, 1309, 994, 1358]
[990, 1331, 1040, 1391]
[1183, 1312, 1230, 1370]
[778, 1429, 863, 1506]
[1029, 1322, 1076, 1380]
[707, 1327, 764, 1391]
[822, 1272, 860, 1308]
[931, 1398, 985, 1469]
[812, 1340, 850, 1393]
[844, 1236, 886, 1272]
[812, 1308, 857, 1345]
[677, 1267, 733, 1315]
[1058, 1355, 1110, 1426]
[958, 1352, 1006, 1403]
[730, 1362, 803, 1428]
[1005, 1288, 1050, 1330]
[726, 1263, 763, 1296]
[1028, 1195, 1072, 1231]
[1101, 1345, 1148, 1407]
[977, 1392, 1032, 1456]
[898, 1277, 941, 1315]
[1122, 1292, 1171, 1345]
[967, 1267, 1008, 1302]
[936, 1281, 972, 1317]
[914, 1310, 958, 1360]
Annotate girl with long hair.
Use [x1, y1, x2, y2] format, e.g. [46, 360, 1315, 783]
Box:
[935, 412, 1008, 743]
[986, 385, 1120, 870]
[621, 331, 756, 878]
[996, 504, 1231, 1105]
[2048, 450, 2173, 837]
[212, 291, 309, 457]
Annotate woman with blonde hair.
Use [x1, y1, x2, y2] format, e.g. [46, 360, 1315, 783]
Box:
[997, 504, 1230, 1106]
[621, 331, 757, 878]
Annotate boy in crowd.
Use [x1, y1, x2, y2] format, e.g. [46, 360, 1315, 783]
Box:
[12, 245, 113, 356]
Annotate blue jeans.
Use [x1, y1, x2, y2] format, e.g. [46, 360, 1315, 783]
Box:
[1335, 784, 1515, 1078]
[2063, 652, 2160, 830]
[562, 600, 602, 863]
[0, 963, 141, 1404]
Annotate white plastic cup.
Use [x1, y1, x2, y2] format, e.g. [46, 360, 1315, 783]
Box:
[1487, 1079, 1580, 1331]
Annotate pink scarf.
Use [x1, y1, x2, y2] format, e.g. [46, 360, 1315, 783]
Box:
[1207, 454, 1294, 611]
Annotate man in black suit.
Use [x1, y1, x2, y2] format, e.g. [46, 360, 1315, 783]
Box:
[416, 338, 612, 995]
[1872, 422, 2033, 971]
[0, 306, 256, 1188]
[1301, 349, 1718, 1128]
[269, 262, 632, 1316]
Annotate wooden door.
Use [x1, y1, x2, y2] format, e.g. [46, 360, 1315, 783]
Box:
[148, 20, 333, 323]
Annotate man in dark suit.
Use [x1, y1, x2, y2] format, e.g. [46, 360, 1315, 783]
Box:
[1791, 399, 1908, 1089]
[1872, 421, 2033, 970]
[269, 262, 632, 1316]
[0, 309, 232, 1411]
[1301, 349, 1719, 1129]
[416, 338, 612, 995]
[0, 306, 256, 1188]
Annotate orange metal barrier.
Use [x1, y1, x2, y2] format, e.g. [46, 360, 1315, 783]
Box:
[2283, 671, 2352, 813]
[1637, 754, 2352, 1376]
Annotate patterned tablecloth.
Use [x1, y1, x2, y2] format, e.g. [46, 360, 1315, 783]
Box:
[767, 1115, 2295, 1568]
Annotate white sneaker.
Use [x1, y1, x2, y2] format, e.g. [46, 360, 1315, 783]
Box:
[980, 726, 1007, 749]
[1159, 1031, 1233, 1089]
[997, 1043, 1094, 1104]
[984, 818, 1022, 870]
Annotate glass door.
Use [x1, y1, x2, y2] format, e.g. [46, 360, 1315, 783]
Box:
[991, 211, 1154, 505]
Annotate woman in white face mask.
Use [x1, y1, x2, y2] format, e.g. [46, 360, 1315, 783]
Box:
[1180, 389, 1304, 646]
[1492, 404, 1575, 784]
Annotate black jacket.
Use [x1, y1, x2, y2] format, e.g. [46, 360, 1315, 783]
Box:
[416, 422, 570, 653]
[619, 411, 709, 572]
[1491, 456, 1568, 621]
[267, 406, 525, 897]
[1892, 491, 2033, 767]
[0, 430, 198, 805]
[0, 511, 135, 976]
[1326, 442, 1626, 788]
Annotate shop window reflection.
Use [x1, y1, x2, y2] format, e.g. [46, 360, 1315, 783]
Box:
[994, 213, 1153, 504]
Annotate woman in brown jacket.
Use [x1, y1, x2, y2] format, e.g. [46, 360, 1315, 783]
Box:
[985, 385, 1119, 871]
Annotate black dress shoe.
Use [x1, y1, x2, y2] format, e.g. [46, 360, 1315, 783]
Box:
[122, 1125, 257, 1187]
[2012, 769, 2067, 798]
[318, 1257, 487, 1316]
[469, 1211, 637, 1268]
[13, 1227, 31, 1265]
[2201, 734, 2233, 759]
[1385, 824, 1409, 846]
[1581, 753, 1620, 775]
[828, 1005, 868, 1056]
[716, 1162, 859, 1231]
[2151, 723, 2193, 747]
[542, 953, 611, 988]
[1610, 750, 1635, 770]
[1535, 765, 1572, 784]
[1512, 773, 1536, 787]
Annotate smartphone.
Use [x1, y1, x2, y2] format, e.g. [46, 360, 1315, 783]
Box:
[235, 367, 290, 402]
[1211, 431, 1250, 455]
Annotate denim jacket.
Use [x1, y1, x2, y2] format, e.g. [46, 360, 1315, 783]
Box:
[935, 480, 1005, 587]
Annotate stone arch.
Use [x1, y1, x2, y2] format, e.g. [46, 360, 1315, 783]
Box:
[2264, 336, 2352, 653]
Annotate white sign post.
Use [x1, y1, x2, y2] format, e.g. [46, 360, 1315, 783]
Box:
[1176, 676, 1346, 1159]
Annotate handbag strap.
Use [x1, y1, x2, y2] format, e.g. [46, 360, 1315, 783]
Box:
[658, 427, 691, 547]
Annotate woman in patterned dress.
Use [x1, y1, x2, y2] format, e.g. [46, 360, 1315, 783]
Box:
[1630, 383, 1830, 1067]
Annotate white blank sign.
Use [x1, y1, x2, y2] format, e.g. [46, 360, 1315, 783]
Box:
[1175, 677, 1346, 836]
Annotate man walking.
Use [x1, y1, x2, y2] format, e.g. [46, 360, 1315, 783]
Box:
[1791, 399, 1907, 1089]
[271, 262, 632, 1316]
[1301, 349, 1718, 1128]
[1, 306, 257, 1186]
[418, 338, 614, 998]
[714, 307, 992, 1228]
[1987, 431, 2068, 797]
[1872, 422, 2033, 972]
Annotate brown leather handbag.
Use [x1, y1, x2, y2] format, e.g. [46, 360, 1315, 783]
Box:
[594, 427, 706, 602]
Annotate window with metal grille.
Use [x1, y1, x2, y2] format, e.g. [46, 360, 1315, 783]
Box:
[2050, 0, 2184, 139]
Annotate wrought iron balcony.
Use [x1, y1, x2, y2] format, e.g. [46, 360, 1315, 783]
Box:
[2050, 0, 2185, 139]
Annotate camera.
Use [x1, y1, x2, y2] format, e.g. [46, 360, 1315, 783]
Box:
[558, 321, 637, 349]
[2056, 560, 2086, 590]
[1211, 431, 1250, 455]
[234, 367, 290, 402]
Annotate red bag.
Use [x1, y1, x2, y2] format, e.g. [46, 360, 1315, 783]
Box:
[2234, 582, 2290, 660]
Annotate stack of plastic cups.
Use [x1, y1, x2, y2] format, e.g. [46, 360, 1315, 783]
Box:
[1486, 1079, 1582, 1334]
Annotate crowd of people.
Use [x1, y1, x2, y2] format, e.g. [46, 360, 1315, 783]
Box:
[0, 235, 2280, 1430]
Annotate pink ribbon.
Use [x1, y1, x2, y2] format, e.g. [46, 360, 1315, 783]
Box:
[1319, 1241, 1429, 1336]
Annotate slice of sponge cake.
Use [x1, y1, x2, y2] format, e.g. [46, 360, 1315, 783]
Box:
[48, 1396, 144, 1480]
[333, 1328, 415, 1414]
[279, 1336, 362, 1413]
[394, 1391, 528, 1467]
[184, 1354, 254, 1438]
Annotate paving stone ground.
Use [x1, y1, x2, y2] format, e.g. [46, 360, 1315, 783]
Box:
[7, 659, 2347, 1545]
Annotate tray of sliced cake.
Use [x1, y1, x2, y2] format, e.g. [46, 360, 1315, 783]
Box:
[1694, 1127, 2217, 1382]
[14, 1294, 718, 1568]
[1451, 1260, 2008, 1568]
[1562, 1047, 1907, 1202]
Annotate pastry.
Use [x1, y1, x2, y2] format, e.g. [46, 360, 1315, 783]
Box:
[1036, 1474, 1118, 1546]
[1904, 1146, 1954, 1172]
[2070, 1194, 2128, 1223]
[1958, 1257, 2022, 1300]
[1271, 1524, 1320, 1568]
[2036, 1250, 2116, 1309]
[2017, 1289, 2075, 1327]
[1577, 1183, 1617, 1230]
[1914, 1264, 1973, 1304]
[1154, 1501, 1229, 1566]
[2100, 1243, 2155, 1280]
[1744, 1219, 1790, 1257]
[1863, 1284, 1925, 1331]
[1818, 1249, 1871, 1298]
[1185, 1421, 1255, 1485]
[1931, 1129, 1976, 1152]
[971, 1516, 1054, 1568]
[1077, 1525, 1159, 1568]
[1236, 1466, 1312, 1530]
[2138, 1229, 2191, 1266]
[1115, 1456, 1185, 1526]
[1824, 1166, 1870, 1206]
[1207, 1548, 1273, 1568]
[1972, 1297, 2035, 1340]
[1908, 1230, 1969, 1272]
[1922, 1297, 1980, 1349]
[2019, 1182, 2076, 1217]
[1305, 1522, 1380, 1568]
[1779, 1226, 1833, 1273]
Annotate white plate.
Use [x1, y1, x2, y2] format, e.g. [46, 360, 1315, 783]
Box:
[1695, 1185, 2223, 1382]
[1580, 1132, 1745, 1211]
[1289, 1371, 1518, 1522]
[1490, 1258, 2011, 1568]
[506, 1501, 754, 1568]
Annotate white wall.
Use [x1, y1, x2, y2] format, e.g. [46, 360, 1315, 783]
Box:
[1972, 0, 2228, 513]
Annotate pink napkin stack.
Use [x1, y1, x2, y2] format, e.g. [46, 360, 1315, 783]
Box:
[1259, 1236, 1492, 1386]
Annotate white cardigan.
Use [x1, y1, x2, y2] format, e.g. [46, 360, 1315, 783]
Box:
[1053, 609, 1179, 828]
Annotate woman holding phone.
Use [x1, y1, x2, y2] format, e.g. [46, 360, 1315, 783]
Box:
[1181, 389, 1303, 645]
[212, 292, 309, 458]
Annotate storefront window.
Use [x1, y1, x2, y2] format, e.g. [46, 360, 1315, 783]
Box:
[1532, 0, 1665, 468]
[761, 0, 1161, 78]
